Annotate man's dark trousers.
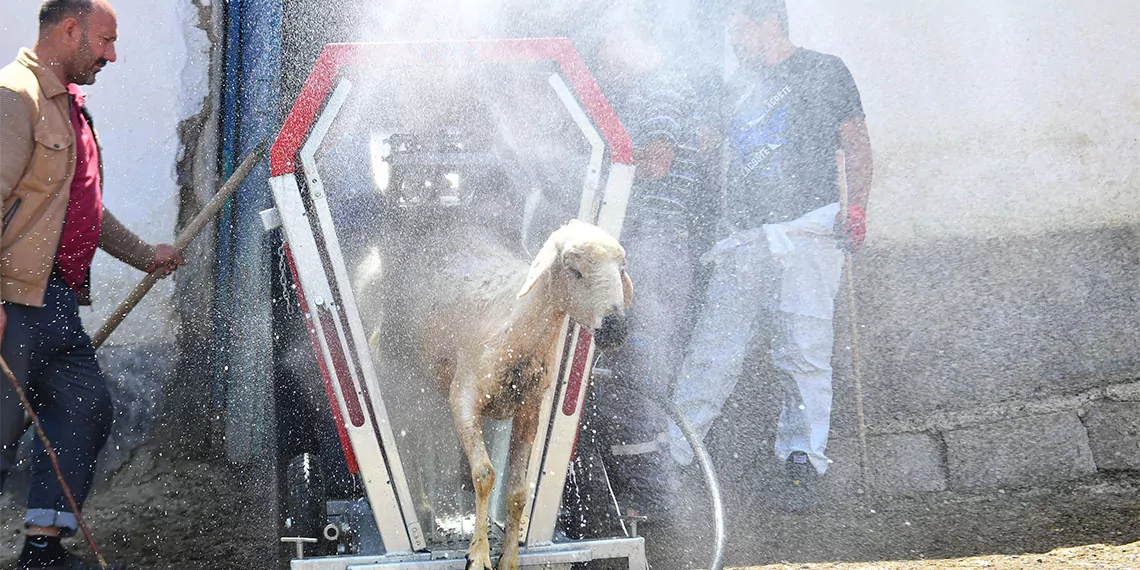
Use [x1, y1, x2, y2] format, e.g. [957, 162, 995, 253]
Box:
[0, 274, 113, 534]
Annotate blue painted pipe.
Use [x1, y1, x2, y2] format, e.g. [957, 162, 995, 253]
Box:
[212, 0, 242, 444]
[216, 0, 282, 462]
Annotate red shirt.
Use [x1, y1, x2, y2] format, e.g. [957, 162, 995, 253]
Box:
[55, 84, 104, 293]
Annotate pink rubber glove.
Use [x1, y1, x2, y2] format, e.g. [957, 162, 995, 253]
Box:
[835, 204, 866, 252]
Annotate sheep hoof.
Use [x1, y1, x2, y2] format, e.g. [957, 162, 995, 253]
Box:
[466, 544, 493, 570]
[496, 551, 519, 570]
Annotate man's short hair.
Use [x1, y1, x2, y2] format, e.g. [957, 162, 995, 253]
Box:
[733, 0, 789, 32]
[39, 0, 95, 30]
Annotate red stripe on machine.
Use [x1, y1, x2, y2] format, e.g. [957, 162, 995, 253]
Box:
[269, 44, 344, 176]
[284, 246, 360, 474]
[317, 306, 366, 428]
[561, 330, 593, 416]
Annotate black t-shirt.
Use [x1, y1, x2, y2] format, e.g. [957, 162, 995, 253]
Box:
[724, 48, 864, 229]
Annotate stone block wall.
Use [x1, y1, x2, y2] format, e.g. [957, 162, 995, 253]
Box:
[859, 383, 1140, 496]
[842, 225, 1140, 496]
[1085, 401, 1140, 471]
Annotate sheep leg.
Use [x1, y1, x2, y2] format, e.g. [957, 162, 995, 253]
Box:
[452, 393, 495, 570]
[497, 408, 540, 570]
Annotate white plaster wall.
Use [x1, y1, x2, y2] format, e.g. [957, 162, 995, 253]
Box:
[0, 0, 210, 346]
[786, 1, 1140, 242]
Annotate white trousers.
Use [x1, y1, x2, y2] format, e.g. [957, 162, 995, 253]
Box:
[669, 203, 844, 474]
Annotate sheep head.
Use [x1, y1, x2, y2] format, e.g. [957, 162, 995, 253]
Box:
[517, 219, 632, 351]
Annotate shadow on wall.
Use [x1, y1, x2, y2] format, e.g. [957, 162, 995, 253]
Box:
[859, 224, 1140, 419]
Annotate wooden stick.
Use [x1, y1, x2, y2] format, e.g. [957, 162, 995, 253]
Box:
[837, 149, 872, 494]
[91, 142, 267, 349]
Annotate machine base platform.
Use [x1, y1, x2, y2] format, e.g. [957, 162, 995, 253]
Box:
[291, 537, 647, 569]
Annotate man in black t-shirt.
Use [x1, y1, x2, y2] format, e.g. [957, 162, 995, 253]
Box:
[668, 0, 872, 505]
[723, 38, 867, 229]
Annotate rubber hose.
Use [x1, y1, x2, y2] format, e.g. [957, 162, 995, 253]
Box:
[662, 398, 726, 570]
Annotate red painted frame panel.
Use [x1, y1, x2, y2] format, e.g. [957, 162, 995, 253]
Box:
[561, 330, 594, 416]
[269, 38, 631, 177]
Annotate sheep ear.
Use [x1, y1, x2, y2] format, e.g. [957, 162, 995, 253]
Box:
[518, 240, 558, 298]
[621, 270, 634, 307]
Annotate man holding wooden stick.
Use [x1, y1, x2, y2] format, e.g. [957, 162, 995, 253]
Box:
[668, 0, 872, 510]
[0, 1, 184, 567]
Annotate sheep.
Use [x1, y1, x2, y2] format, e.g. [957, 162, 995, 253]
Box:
[374, 219, 631, 570]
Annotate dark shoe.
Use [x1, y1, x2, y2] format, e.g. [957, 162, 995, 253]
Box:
[782, 451, 819, 513]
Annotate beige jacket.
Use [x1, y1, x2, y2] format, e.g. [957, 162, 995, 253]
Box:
[0, 48, 152, 307]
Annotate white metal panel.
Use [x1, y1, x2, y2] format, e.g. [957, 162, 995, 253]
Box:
[526, 325, 596, 544]
[524, 76, 634, 545]
[517, 318, 569, 539]
[270, 174, 414, 553]
[299, 79, 426, 550]
[595, 163, 635, 239]
[290, 538, 645, 570]
[547, 73, 605, 223]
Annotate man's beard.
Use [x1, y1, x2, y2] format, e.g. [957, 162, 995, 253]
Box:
[68, 38, 106, 85]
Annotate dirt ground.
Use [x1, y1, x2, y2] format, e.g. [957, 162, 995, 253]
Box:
[739, 540, 1140, 569]
[0, 444, 273, 569]
[640, 454, 1140, 570]
[0, 439, 1137, 570]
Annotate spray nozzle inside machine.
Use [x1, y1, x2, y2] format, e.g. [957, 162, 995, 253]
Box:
[378, 127, 501, 209]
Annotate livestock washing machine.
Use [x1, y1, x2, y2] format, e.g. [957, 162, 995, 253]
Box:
[260, 39, 646, 569]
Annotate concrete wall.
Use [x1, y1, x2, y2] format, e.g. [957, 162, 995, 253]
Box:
[791, 0, 1140, 241]
[778, 1, 1140, 494]
[0, 0, 212, 469]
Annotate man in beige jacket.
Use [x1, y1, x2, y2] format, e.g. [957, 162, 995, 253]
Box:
[0, 1, 184, 567]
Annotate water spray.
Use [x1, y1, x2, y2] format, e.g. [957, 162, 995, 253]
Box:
[91, 142, 267, 349]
